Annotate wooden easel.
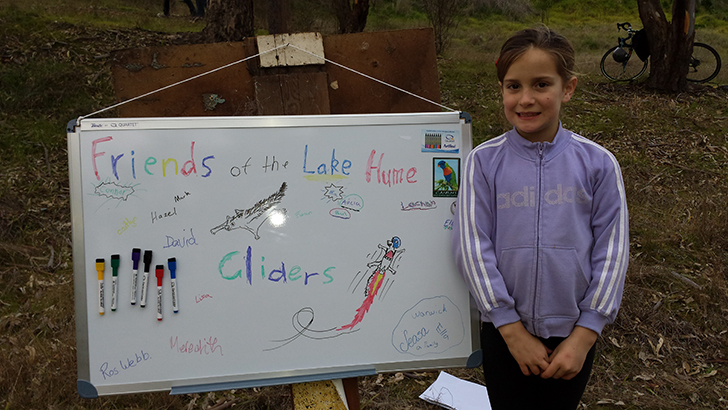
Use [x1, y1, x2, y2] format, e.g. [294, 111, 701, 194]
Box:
[108, 28, 441, 409]
[291, 378, 360, 410]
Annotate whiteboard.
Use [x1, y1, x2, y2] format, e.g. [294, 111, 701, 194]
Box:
[67, 112, 479, 397]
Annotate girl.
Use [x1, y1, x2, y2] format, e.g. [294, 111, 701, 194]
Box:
[452, 27, 628, 409]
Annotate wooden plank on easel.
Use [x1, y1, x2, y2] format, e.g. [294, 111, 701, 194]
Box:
[258, 32, 325, 68]
[254, 72, 330, 115]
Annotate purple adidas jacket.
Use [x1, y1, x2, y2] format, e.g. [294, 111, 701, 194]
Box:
[452, 125, 629, 338]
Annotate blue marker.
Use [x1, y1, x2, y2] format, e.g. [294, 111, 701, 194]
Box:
[168, 258, 179, 313]
[130, 248, 141, 305]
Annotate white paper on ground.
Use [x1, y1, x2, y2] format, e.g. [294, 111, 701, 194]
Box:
[419, 371, 491, 410]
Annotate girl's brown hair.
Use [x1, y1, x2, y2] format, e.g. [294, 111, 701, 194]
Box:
[496, 26, 576, 84]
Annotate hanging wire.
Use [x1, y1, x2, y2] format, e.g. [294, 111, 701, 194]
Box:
[77, 43, 287, 124]
[284, 43, 456, 113]
[76, 41, 455, 127]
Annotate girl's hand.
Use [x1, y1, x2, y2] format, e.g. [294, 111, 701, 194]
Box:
[498, 322, 552, 376]
[541, 326, 597, 380]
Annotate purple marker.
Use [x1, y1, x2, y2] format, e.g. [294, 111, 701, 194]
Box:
[130, 248, 141, 305]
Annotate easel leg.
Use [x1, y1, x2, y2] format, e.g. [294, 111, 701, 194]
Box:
[342, 377, 361, 410]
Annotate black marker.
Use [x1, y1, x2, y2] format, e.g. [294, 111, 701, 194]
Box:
[140, 250, 152, 308]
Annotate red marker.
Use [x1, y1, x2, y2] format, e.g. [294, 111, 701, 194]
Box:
[155, 265, 164, 321]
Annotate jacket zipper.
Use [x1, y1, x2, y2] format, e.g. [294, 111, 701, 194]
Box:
[533, 143, 544, 336]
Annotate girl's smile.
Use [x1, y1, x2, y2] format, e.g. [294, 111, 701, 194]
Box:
[500, 47, 577, 143]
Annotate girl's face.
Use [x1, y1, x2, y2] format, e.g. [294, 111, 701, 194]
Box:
[500, 47, 577, 143]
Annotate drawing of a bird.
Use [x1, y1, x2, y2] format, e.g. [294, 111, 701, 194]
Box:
[437, 161, 457, 190]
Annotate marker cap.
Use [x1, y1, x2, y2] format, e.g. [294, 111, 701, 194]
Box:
[155, 265, 164, 286]
[168, 257, 177, 279]
[95, 258, 105, 280]
[131, 248, 141, 269]
[143, 250, 153, 272]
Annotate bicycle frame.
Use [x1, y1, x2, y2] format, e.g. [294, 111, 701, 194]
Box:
[602, 21, 721, 83]
[600, 22, 649, 81]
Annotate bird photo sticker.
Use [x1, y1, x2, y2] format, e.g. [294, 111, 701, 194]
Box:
[433, 158, 459, 198]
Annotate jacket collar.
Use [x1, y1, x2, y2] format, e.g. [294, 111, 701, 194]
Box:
[505, 122, 571, 161]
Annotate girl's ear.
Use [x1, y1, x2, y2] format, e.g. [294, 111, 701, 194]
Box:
[562, 76, 578, 102]
[498, 81, 504, 96]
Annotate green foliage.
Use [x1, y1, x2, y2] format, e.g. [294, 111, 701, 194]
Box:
[367, 1, 429, 31]
[695, 13, 728, 31]
[1, 0, 203, 33]
[544, 0, 639, 18]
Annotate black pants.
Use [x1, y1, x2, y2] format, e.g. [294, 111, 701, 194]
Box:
[480, 322, 596, 410]
[163, 0, 197, 16]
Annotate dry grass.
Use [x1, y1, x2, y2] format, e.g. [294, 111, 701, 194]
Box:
[1, 1, 728, 409]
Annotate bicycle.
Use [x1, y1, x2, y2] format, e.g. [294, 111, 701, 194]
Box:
[600, 22, 722, 83]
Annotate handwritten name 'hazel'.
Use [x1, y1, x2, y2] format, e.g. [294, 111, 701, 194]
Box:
[151, 207, 177, 224]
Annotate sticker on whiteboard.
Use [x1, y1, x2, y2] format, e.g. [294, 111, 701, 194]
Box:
[421, 130, 459, 153]
[432, 158, 459, 198]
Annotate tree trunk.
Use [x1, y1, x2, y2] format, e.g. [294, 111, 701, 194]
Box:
[203, 0, 255, 43]
[332, 0, 370, 34]
[638, 0, 696, 92]
[267, 0, 290, 35]
[422, 0, 463, 55]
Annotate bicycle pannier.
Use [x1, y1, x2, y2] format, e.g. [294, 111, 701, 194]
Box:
[633, 29, 650, 62]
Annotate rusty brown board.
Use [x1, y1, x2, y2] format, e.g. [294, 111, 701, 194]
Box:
[109, 28, 440, 117]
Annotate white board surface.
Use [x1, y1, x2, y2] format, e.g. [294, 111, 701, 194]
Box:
[68, 112, 477, 397]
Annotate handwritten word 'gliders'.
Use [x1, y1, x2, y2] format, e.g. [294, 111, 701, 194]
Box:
[218, 245, 335, 286]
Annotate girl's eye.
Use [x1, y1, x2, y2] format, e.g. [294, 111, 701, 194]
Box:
[506, 83, 520, 90]
[536, 82, 550, 88]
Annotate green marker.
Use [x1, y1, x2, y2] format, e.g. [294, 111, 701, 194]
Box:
[110, 254, 120, 311]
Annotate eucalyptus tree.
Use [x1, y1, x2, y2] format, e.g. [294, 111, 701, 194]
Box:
[638, 0, 696, 91]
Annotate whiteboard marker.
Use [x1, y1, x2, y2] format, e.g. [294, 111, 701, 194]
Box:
[155, 265, 164, 321]
[130, 248, 141, 305]
[110, 254, 120, 311]
[140, 250, 152, 308]
[168, 257, 179, 313]
[95, 258, 105, 315]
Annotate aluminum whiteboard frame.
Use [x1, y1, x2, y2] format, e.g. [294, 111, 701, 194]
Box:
[67, 111, 479, 398]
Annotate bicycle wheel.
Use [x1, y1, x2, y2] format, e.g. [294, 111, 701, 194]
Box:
[600, 46, 648, 81]
[687, 42, 721, 83]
